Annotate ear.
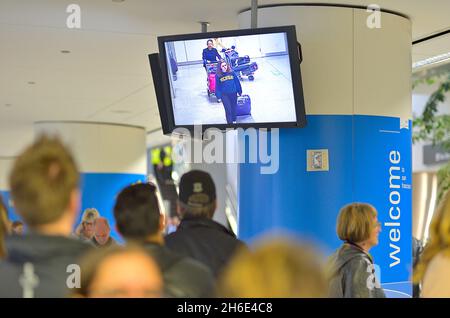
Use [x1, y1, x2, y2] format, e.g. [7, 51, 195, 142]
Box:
[115, 223, 121, 236]
[159, 213, 165, 233]
[69, 189, 81, 222]
[211, 199, 218, 218]
[176, 202, 183, 218]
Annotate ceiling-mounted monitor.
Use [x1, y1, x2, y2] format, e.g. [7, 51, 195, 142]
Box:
[150, 25, 306, 134]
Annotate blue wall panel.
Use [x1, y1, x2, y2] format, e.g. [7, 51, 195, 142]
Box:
[0, 190, 19, 221]
[2, 173, 146, 243]
[78, 173, 147, 243]
[238, 114, 412, 297]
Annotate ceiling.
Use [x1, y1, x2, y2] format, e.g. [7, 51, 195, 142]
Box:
[0, 0, 449, 155]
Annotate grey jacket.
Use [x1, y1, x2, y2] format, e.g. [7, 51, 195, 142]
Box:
[0, 233, 92, 298]
[328, 243, 386, 298]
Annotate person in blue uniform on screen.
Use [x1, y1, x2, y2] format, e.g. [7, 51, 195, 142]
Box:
[202, 39, 222, 69]
[215, 61, 242, 124]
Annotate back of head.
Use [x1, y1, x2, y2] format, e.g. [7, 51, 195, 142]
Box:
[336, 203, 377, 243]
[217, 237, 327, 298]
[9, 135, 79, 228]
[414, 189, 450, 284]
[114, 183, 161, 241]
[75, 245, 163, 298]
[178, 170, 216, 219]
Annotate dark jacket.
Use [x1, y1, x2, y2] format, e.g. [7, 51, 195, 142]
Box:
[142, 242, 215, 298]
[328, 243, 386, 298]
[165, 216, 246, 278]
[91, 236, 117, 248]
[202, 48, 221, 66]
[0, 233, 92, 298]
[215, 71, 242, 99]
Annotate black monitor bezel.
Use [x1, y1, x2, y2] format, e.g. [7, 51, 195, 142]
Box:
[157, 25, 307, 134]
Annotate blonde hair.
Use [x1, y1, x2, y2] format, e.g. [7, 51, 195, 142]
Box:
[413, 190, 450, 284]
[217, 238, 327, 298]
[336, 203, 377, 243]
[9, 135, 79, 227]
[0, 195, 10, 259]
[81, 208, 100, 223]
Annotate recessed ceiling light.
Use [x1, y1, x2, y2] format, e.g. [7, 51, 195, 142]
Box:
[27, 81, 36, 85]
[413, 52, 450, 69]
[61, 50, 71, 54]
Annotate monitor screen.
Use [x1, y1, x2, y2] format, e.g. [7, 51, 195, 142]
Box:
[155, 26, 306, 133]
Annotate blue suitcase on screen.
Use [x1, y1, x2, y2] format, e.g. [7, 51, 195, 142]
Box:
[237, 94, 251, 116]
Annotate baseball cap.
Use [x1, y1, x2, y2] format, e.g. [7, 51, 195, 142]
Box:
[178, 170, 216, 208]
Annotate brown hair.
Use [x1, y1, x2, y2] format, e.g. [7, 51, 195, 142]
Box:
[216, 61, 231, 77]
[178, 200, 216, 219]
[414, 190, 450, 284]
[336, 203, 378, 243]
[9, 135, 79, 227]
[0, 194, 10, 259]
[217, 238, 327, 298]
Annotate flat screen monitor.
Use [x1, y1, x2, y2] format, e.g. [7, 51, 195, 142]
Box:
[153, 25, 306, 134]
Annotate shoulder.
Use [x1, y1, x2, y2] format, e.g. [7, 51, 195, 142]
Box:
[174, 256, 212, 276]
[340, 252, 372, 275]
[165, 230, 186, 245]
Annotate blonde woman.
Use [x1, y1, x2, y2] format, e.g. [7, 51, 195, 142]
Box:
[328, 203, 385, 298]
[414, 190, 450, 297]
[73, 208, 100, 242]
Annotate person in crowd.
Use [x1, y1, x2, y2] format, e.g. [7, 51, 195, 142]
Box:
[414, 189, 450, 297]
[91, 217, 116, 248]
[73, 208, 99, 242]
[74, 245, 163, 298]
[217, 237, 328, 297]
[11, 220, 24, 235]
[327, 203, 385, 298]
[0, 194, 10, 259]
[113, 182, 215, 298]
[202, 39, 222, 70]
[165, 170, 246, 278]
[0, 135, 92, 297]
[215, 61, 242, 124]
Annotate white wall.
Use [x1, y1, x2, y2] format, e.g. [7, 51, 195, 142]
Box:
[239, 7, 412, 120]
[34, 122, 147, 174]
[172, 33, 288, 64]
[0, 157, 14, 191]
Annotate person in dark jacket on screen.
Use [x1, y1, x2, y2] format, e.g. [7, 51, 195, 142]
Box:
[114, 182, 215, 298]
[165, 170, 247, 278]
[0, 136, 92, 298]
[215, 61, 242, 124]
[202, 39, 222, 69]
[327, 203, 385, 298]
